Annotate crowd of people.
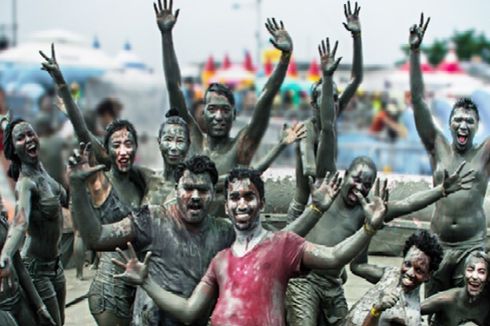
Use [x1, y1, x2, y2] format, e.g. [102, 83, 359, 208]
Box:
[0, 1, 488, 326]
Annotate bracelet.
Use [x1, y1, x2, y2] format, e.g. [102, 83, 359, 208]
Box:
[363, 223, 377, 236]
[309, 204, 322, 215]
[370, 305, 381, 317]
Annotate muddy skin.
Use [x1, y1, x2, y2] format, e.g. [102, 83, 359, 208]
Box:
[0, 121, 67, 326]
[142, 122, 190, 206]
[156, 1, 292, 178]
[421, 252, 490, 326]
[296, 1, 363, 179]
[69, 153, 235, 326]
[344, 246, 432, 326]
[0, 212, 55, 326]
[409, 14, 488, 296]
[110, 169, 387, 326]
[286, 25, 470, 326]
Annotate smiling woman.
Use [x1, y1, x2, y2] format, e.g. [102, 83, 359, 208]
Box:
[0, 118, 68, 325]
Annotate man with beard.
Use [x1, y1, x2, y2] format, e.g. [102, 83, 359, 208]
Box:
[109, 167, 390, 326]
[285, 36, 474, 326]
[343, 230, 443, 326]
[409, 14, 490, 296]
[421, 251, 490, 326]
[154, 0, 292, 176]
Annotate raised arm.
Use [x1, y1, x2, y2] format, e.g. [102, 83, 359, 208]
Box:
[39, 44, 108, 164]
[316, 38, 342, 178]
[338, 1, 363, 112]
[350, 246, 386, 284]
[252, 123, 306, 173]
[68, 144, 135, 251]
[385, 161, 474, 222]
[155, 0, 203, 141]
[112, 243, 217, 324]
[302, 192, 386, 270]
[238, 18, 292, 159]
[0, 178, 35, 271]
[409, 14, 440, 152]
[284, 171, 342, 236]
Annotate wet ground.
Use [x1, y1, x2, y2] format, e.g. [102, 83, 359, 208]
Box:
[65, 255, 432, 325]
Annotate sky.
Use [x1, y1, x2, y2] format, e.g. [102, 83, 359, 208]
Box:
[1, 0, 490, 71]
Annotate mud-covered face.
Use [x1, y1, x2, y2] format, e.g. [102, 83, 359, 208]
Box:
[225, 178, 264, 232]
[464, 256, 488, 298]
[176, 170, 213, 225]
[13, 122, 40, 164]
[341, 163, 376, 207]
[400, 246, 431, 292]
[108, 128, 136, 173]
[450, 108, 478, 153]
[204, 92, 234, 138]
[159, 124, 189, 166]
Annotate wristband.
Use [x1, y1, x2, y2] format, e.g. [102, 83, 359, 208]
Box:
[309, 204, 322, 215]
[363, 223, 377, 236]
[370, 305, 381, 317]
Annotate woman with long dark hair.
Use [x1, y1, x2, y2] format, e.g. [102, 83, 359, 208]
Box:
[0, 119, 67, 325]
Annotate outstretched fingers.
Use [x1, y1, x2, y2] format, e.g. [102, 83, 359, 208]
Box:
[454, 161, 466, 175]
[116, 247, 130, 263]
[127, 242, 138, 259]
[142, 251, 152, 266]
[111, 257, 127, 270]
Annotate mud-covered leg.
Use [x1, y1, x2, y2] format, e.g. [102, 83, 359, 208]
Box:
[286, 278, 320, 326]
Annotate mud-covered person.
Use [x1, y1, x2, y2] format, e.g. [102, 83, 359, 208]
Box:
[0, 119, 67, 325]
[343, 230, 443, 326]
[155, 0, 292, 177]
[408, 13, 490, 296]
[69, 153, 235, 325]
[421, 251, 490, 325]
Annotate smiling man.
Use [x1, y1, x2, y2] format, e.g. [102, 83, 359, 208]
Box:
[343, 230, 444, 326]
[111, 167, 390, 326]
[421, 251, 490, 326]
[409, 14, 490, 297]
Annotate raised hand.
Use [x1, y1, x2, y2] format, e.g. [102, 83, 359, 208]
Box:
[442, 161, 475, 195]
[154, 0, 180, 33]
[354, 178, 389, 230]
[342, 1, 361, 34]
[112, 242, 152, 286]
[318, 38, 342, 76]
[67, 142, 105, 184]
[310, 171, 343, 211]
[409, 13, 430, 50]
[265, 18, 292, 54]
[280, 122, 306, 145]
[39, 43, 64, 84]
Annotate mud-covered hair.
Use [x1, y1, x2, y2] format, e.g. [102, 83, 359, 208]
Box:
[174, 155, 218, 186]
[4, 118, 30, 181]
[158, 108, 190, 143]
[464, 251, 490, 271]
[346, 156, 378, 179]
[224, 168, 265, 201]
[403, 230, 443, 273]
[450, 97, 480, 122]
[103, 119, 138, 150]
[205, 83, 235, 107]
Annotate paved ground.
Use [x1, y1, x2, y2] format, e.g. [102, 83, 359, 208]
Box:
[65, 255, 425, 325]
